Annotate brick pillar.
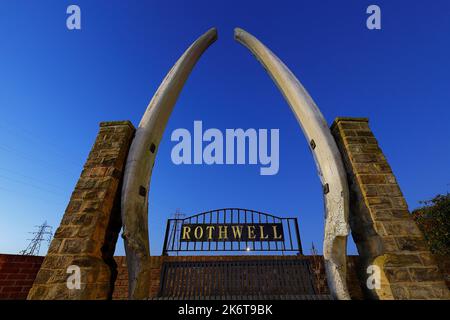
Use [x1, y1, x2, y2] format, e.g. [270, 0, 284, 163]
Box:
[28, 121, 135, 300]
[331, 117, 449, 300]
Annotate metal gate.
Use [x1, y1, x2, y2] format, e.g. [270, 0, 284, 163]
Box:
[157, 259, 332, 300]
[163, 208, 303, 255]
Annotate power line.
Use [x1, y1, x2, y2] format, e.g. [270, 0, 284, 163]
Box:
[0, 185, 66, 206]
[0, 119, 81, 166]
[0, 167, 65, 192]
[0, 144, 76, 177]
[0, 173, 65, 196]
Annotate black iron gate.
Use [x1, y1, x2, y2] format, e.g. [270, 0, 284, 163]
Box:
[157, 259, 332, 300]
[156, 209, 329, 300]
[163, 208, 303, 255]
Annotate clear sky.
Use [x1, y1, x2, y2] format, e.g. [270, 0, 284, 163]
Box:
[0, 1, 449, 256]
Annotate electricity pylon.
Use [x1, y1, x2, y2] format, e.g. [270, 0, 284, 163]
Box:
[20, 221, 53, 256]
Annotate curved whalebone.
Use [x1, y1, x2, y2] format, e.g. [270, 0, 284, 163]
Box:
[234, 28, 351, 299]
[121, 28, 217, 299]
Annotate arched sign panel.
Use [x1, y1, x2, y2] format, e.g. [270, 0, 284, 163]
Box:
[121, 28, 350, 300]
[162, 208, 303, 255]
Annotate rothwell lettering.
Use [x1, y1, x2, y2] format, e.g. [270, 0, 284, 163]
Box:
[180, 223, 284, 242]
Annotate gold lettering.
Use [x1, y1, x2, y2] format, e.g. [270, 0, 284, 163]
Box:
[194, 226, 203, 240]
[272, 225, 282, 240]
[218, 225, 228, 240]
[182, 226, 191, 240]
[231, 225, 243, 239]
[247, 225, 256, 239]
[259, 225, 269, 240]
[205, 226, 215, 240]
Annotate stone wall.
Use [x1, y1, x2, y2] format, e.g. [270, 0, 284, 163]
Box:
[27, 121, 135, 300]
[2, 253, 449, 300]
[0, 254, 44, 300]
[331, 117, 449, 300]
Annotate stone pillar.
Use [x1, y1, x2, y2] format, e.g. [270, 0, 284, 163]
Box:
[331, 117, 449, 300]
[28, 121, 135, 300]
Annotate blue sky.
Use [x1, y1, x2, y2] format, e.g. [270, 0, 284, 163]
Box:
[0, 1, 449, 256]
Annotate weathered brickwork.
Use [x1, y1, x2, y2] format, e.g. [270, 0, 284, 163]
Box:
[3, 254, 449, 300]
[111, 256, 128, 300]
[27, 121, 135, 300]
[0, 255, 44, 300]
[331, 117, 449, 300]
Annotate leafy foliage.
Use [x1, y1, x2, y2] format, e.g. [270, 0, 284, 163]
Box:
[412, 193, 450, 255]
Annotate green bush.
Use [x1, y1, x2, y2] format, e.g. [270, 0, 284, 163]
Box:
[412, 193, 450, 255]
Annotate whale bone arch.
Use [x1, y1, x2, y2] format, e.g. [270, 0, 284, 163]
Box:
[121, 27, 351, 300]
[234, 27, 351, 299]
[121, 28, 218, 299]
